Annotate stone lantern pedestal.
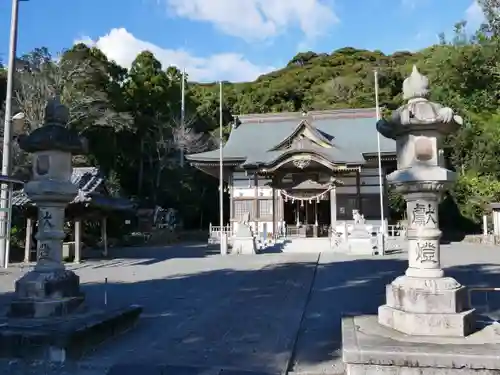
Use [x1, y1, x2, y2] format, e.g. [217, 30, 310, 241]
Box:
[341, 67, 500, 374]
[0, 98, 141, 362]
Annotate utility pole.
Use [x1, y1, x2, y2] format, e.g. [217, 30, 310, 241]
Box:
[0, 0, 22, 267]
[374, 70, 386, 255]
[219, 81, 226, 255]
[180, 68, 185, 167]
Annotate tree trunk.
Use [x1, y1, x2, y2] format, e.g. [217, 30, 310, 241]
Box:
[153, 164, 163, 204]
[199, 186, 207, 229]
[138, 138, 144, 196]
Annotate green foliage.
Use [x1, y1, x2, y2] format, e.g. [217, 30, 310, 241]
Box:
[1, 1, 500, 231]
[388, 189, 406, 220]
[452, 171, 500, 223]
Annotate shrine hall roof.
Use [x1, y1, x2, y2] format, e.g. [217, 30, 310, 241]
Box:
[186, 108, 396, 167]
[12, 167, 135, 211]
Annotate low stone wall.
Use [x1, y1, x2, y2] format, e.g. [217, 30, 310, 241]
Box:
[462, 234, 500, 246]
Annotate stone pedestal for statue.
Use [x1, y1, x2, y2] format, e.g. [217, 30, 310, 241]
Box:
[0, 98, 141, 362]
[341, 66, 500, 374]
[348, 228, 374, 255]
[232, 222, 257, 255]
[347, 210, 376, 255]
[490, 203, 500, 238]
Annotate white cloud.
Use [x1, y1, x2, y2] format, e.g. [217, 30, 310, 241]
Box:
[75, 28, 274, 82]
[164, 0, 339, 43]
[465, 1, 485, 29]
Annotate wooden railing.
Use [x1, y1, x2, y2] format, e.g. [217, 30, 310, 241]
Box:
[285, 226, 306, 238]
[386, 225, 407, 238]
[207, 223, 407, 245]
[208, 223, 232, 244]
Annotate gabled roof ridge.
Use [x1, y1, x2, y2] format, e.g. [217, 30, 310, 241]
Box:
[269, 119, 333, 151]
[236, 107, 377, 124]
[268, 118, 308, 151]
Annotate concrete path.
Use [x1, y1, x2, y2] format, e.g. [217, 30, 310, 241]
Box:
[0, 242, 499, 374]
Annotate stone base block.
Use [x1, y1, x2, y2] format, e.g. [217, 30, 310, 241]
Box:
[9, 269, 84, 318]
[9, 296, 85, 319]
[386, 282, 469, 314]
[348, 238, 376, 255]
[378, 304, 475, 337]
[342, 315, 500, 375]
[386, 275, 468, 314]
[232, 237, 257, 255]
[0, 305, 142, 362]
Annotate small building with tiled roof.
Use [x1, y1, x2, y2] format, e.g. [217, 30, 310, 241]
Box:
[186, 108, 397, 238]
[12, 167, 134, 212]
[13, 167, 135, 263]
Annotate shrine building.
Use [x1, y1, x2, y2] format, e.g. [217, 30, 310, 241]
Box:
[186, 108, 397, 238]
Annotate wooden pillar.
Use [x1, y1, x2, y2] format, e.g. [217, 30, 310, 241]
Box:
[24, 217, 33, 263]
[279, 192, 284, 229]
[305, 201, 309, 224]
[315, 200, 318, 226]
[272, 187, 276, 239]
[277, 191, 284, 237]
[314, 200, 318, 237]
[101, 217, 108, 257]
[295, 200, 300, 226]
[330, 186, 337, 230]
[254, 174, 258, 235]
[229, 172, 234, 235]
[74, 219, 82, 264]
[356, 169, 362, 212]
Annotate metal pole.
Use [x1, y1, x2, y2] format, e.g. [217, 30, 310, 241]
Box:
[104, 277, 108, 306]
[219, 81, 225, 255]
[180, 68, 185, 167]
[0, 0, 21, 268]
[374, 70, 386, 253]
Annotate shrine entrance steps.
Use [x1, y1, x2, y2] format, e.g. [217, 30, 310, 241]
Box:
[281, 237, 332, 253]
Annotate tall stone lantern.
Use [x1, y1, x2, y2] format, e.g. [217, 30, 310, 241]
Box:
[375, 66, 474, 337]
[9, 97, 87, 318]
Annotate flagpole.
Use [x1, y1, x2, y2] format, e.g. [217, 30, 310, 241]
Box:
[180, 68, 185, 167]
[219, 81, 226, 255]
[374, 70, 386, 250]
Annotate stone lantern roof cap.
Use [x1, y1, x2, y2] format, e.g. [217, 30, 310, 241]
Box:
[18, 96, 87, 154]
[403, 65, 430, 100]
[376, 65, 463, 140]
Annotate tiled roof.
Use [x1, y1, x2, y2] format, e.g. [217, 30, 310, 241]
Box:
[186, 108, 396, 166]
[12, 167, 133, 211]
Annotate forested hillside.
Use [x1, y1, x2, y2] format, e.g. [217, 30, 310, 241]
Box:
[1, 0, 499, 230]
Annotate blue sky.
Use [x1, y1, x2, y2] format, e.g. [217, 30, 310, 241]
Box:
[0, 0, 484, 82]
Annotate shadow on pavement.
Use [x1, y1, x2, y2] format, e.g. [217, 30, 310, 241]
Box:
[77, 243, 212, 268]
[80, 256, 408, 374]
[0, 257, 499, 374]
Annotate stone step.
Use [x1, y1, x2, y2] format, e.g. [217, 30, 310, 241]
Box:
[282, 239, 332, 253]
[0, 305, 142, 362]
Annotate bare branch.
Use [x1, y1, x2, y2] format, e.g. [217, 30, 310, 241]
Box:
[172, 126, 212, 153]
[168, 112, 213, 153]
[13, 54, 132, 133]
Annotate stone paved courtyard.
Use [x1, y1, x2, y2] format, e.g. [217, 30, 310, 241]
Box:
[0, 242, 499, 374]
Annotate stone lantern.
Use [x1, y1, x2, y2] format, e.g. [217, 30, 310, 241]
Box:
[375, 65, 474, 337]
[9, 96, 87, 318]
[0, 98, 141, 362]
